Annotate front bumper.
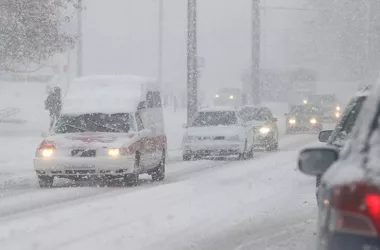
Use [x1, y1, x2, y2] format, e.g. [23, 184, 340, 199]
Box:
[287, 123, 322, 132]
[253, 133, 276, 147]
[34, 155, 135, 177]
[183, 141, 245, 158]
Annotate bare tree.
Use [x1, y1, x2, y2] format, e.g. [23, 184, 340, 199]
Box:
[0, 0, 79, 73]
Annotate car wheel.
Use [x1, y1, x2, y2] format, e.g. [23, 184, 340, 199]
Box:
[38, 175, 54, 188]
[239, 140, 248, 160]
[151, 151, 165, 182]
[123, 152, 140, 187]
[183, 153, 193, 161]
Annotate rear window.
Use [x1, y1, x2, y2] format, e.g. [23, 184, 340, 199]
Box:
[191, 111, 237, 127]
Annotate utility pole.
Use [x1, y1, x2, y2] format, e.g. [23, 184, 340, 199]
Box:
[158, 0, 163, 87]
[252, 0, 261, 105]
[187, 0, 198, 123]
[77, 0, 83, 77]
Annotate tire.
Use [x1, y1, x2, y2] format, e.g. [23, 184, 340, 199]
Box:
[151, 151, 165, 182]
[123, 152, 140, 187]
[238, 140, 249, 160]
[38, 175, 54, 188]
[183, 154, 192, 161]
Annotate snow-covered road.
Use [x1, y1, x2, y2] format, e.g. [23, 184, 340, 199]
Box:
[0, 134, 318, 250]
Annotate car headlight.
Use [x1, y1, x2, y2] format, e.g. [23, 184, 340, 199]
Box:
[41, 148, 54, 158]
[229, 95, 235, 100]
[310, 118, 317, 124]
[335, 112, 340, 118]
[108, 148, 120, 157]
[228, 135, 240, 141]
[288, 119, 296, 124]
[336, 106, 341, 111]
[215, 94, 219, 98]
[259, 127, 270, 134]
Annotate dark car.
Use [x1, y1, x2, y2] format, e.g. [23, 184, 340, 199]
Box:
[285, 104, 323, 134]
[315, 92, 368, 191]
[298, 83, 380, 250]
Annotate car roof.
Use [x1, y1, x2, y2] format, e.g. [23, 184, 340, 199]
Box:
[198, 106, 242, 112]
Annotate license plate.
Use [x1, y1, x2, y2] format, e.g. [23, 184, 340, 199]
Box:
[64, 164, 95, 170]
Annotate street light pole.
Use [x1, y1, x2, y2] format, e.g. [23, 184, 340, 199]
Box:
[158, 0, 163, 87]
[76, 0, 83, 77]
[252, 0, 261, 105]
[187, 0, 198, 124]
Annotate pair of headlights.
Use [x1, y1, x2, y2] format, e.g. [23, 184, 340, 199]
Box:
[39, 148, 120, 158]
[288, 118, 318, 124]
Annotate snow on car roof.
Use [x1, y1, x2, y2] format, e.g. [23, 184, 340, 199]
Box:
[62, 75, 158, 115]
[198, 106, 242, 112]
[355, 90, 370, 97]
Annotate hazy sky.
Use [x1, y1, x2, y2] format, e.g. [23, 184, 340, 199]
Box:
[81, 0, 307, 93]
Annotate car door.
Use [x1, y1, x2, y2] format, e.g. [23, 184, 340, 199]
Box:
[135, 106, 155, 171]
[238, 110, 254, 148]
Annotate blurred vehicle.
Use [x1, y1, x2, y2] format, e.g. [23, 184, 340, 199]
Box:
[315, 90, 368, 194]
[285, 104, 323, 134]
[309, 94, 341, 122]
[213, 88, 243, 106]
[241, 106, 279, 151]
[182, 107, 254, 160]
[298, 83, 380, 250]
[34, 75, 167, 188]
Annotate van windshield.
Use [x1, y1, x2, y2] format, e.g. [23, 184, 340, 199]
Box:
[54, 113, 135, 134]
[191, 111, 237, 127]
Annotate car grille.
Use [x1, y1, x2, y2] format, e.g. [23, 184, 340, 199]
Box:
[71, 149, 96, 157]
[65, 170, 96, 175]
[197, 136, 225, 140]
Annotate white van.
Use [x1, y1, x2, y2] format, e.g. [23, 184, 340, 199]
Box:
[34, 75, 166, 187]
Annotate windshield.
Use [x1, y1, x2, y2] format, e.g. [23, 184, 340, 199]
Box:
[54, 113, 135, 134]
[191, 111, 237, 127]
[328, 96, 366, 146]
[243, 108, 271, 121]
[290, 105, 320, 114]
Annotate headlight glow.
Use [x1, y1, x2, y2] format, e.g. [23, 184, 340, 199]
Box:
[335, 112, 340, 118]
[259, 127, 270, 134]
[310, 118, 317, 124]
[108, 148, 120, 157]
[303, 100, 308, 104]
[229, 95, 234, 100]
[41, 148, 54, 158]
[215, 94, 219, 98]
[288, 119, 296, 124]
[336, 106, 341, 111]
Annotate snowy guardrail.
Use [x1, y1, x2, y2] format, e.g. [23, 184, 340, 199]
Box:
[0, 108, 27, 124]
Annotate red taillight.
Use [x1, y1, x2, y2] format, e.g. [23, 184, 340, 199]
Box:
[330, 182, 380, 236]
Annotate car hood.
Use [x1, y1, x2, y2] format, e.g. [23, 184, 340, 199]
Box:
[42, 132, 135, 149]
[245, 120, 269, 127]
[186, 126, 243, 137]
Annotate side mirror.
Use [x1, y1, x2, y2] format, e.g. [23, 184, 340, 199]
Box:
[272, 117, 278, 122]
[182, 123, 188, 129]
[298, 147, 339, 176]
[318, 130, 333, 143]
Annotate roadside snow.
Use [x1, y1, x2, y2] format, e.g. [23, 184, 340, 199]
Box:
[0, 138, 317, 250]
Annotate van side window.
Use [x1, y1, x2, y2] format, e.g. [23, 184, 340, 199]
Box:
[153, 91, 162, 107]
[135, 112, 144, 131]
[146, 91, 154, 108]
